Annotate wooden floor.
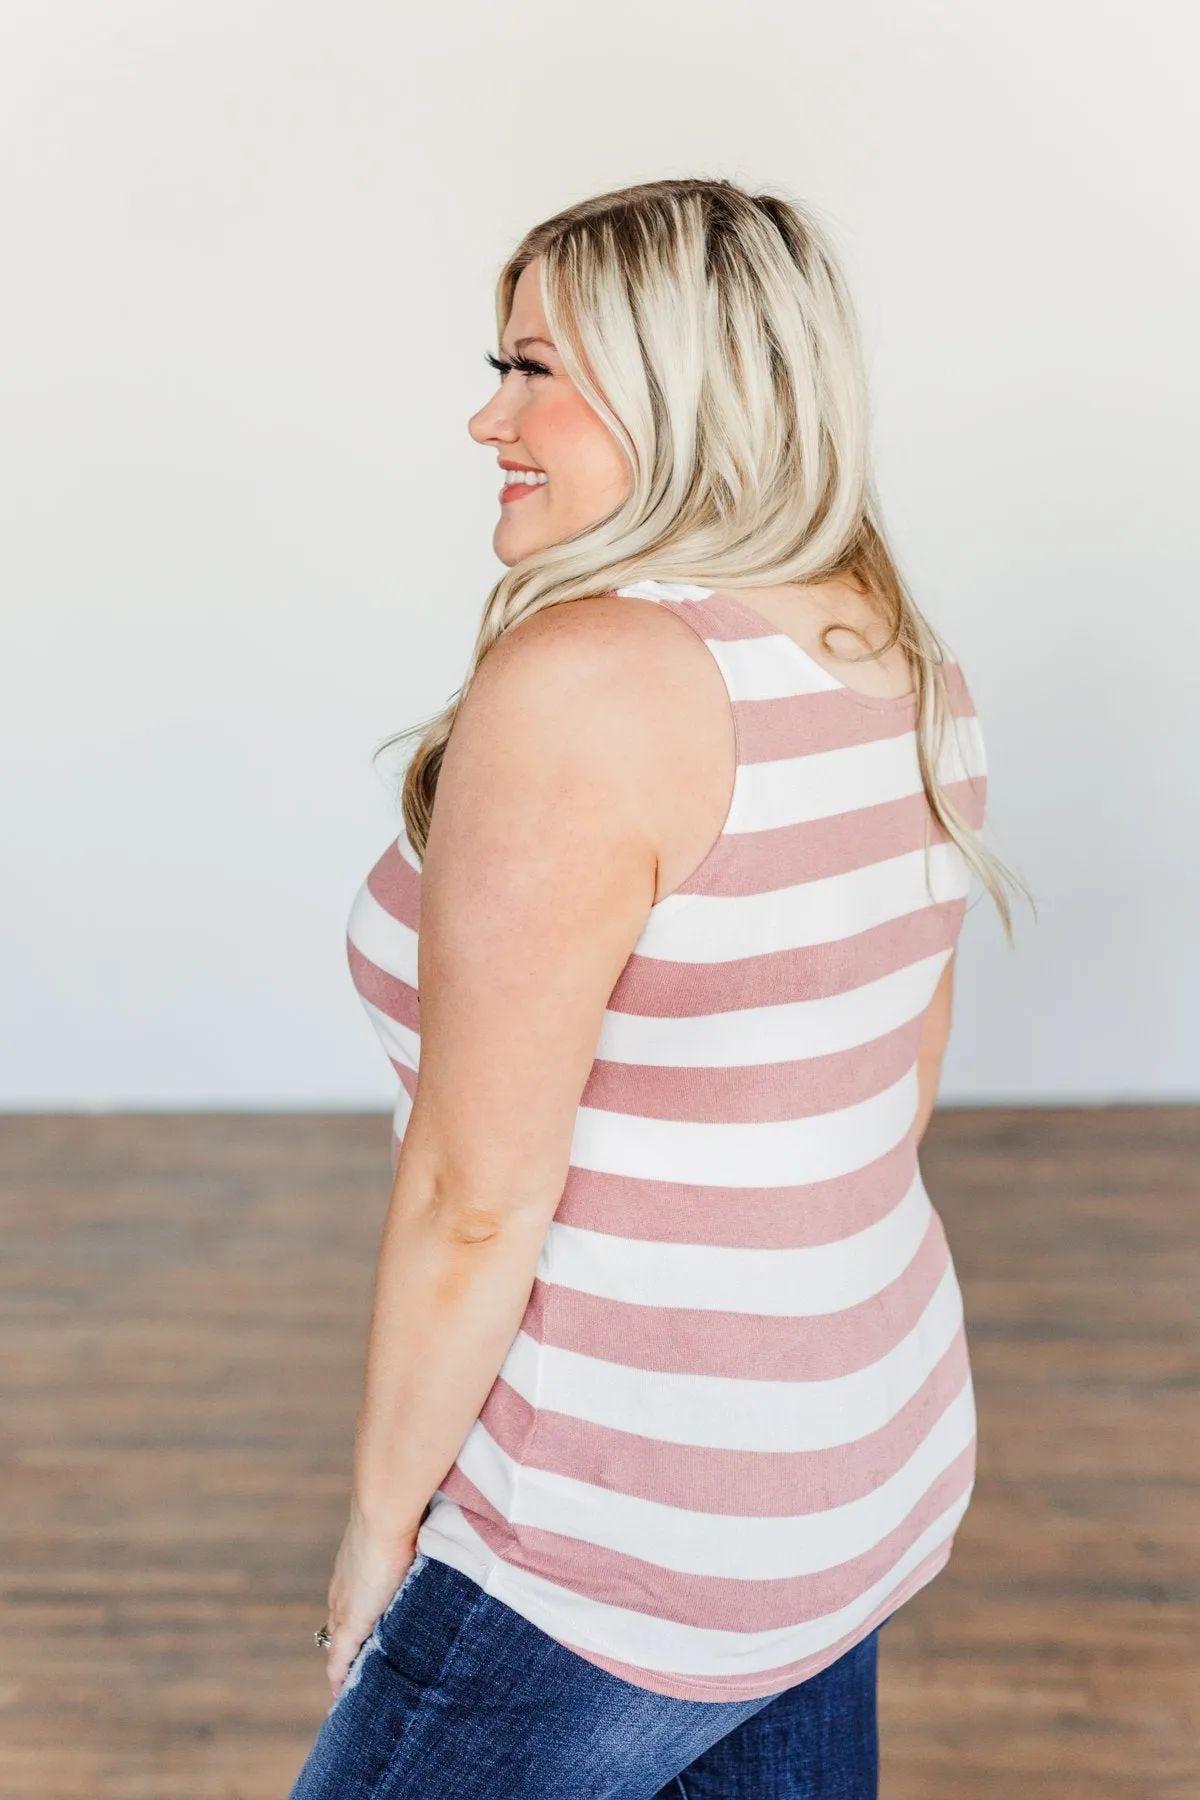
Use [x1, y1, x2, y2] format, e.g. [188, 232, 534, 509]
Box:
[1, 1109, 1196, 1799]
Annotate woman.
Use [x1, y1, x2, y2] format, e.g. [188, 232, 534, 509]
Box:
[290, 178, 1014, 1799]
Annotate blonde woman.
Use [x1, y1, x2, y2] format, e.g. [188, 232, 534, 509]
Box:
[289, 178, 1013, 1800]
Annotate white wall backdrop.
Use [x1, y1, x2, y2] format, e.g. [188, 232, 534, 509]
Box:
[2, 0, 1197, 1108]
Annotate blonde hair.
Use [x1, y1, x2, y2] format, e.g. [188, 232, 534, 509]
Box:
[399, 177, 1022, 941]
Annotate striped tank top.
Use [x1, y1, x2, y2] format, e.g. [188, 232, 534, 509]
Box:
[346, 578, 988, 1702]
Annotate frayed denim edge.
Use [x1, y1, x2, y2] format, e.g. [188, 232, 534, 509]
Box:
[325, 1551, 430, 1718]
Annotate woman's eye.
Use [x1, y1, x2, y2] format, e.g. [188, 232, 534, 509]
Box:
[485, 351, 550, 379]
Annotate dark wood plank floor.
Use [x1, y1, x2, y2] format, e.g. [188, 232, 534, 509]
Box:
[1, 1109, 1196, 1799]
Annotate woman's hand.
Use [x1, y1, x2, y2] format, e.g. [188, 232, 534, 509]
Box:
[322, 1498, 420, 1700]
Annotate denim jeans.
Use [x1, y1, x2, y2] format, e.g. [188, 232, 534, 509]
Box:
[289, 1552, 881, 1799]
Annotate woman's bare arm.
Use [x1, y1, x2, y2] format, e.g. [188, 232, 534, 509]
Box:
[320, 597, 725, 1692]
[914, 951, 955, 1143]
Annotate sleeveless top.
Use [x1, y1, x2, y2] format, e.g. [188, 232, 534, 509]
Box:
[345, 579, 988, 1702]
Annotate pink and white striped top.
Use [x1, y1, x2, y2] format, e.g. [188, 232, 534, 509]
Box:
[345, 579, 988, 1702]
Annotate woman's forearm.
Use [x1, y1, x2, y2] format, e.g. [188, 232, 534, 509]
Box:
[350, 1151, 551, 1542]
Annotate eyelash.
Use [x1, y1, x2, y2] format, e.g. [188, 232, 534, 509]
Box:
[485, 350, 551, 379]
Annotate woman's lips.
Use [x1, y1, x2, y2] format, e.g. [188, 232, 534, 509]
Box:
[499, 481, 546, 503]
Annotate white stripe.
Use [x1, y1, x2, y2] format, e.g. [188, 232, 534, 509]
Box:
[730, 716, 986, 830]
[638, 842, 970, 961]
[456, 1379, 974, 1580]
[498, 1261, 965, 1452]
[614, 580, 716, 603]
[393, 827, 422, 871]
[360, 997, 420, 1073]
[596, 951, 949, 1067]
[706, 635, 842, 701]
[417, 1487, 972, 1678]
[392, 1083, 414, 1141]
[346, 882, 418, 986]
[569, 1067, 917, 1188]
[541, 1172, 932, 1314]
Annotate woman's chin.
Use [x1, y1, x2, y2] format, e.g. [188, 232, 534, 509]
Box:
[493, 514, 546, 566]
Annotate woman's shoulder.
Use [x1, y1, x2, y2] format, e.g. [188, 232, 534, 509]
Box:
[468, 593, 724, 744]
[488, 591, 710, 676]
[444, 594, 732, 858]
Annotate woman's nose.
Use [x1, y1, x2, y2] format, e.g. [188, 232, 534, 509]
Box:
[468, 391, 517, 446]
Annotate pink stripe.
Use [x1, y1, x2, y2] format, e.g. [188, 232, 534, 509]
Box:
[736, 692, 918, 761]
[365, 841, 421, 929]
[480, 1327, 969, 1515]
[580, 1017, 921, 1124]
[608, 901, 965, 1017]
[655, 595, 779, 642]
[941, 661, 975, 716]
[735, 672, 977, 764]
[520, 1210, 947, 1380]
[564, 1537, 957, 1700]
[678, 779, 986, 898]
[441, 1442, 975, 1632]
[346, 942, 420, 1032]
[552, 1134, 918, 1247]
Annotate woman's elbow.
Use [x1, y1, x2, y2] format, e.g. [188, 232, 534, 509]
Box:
[419, 1174, 553, 1248]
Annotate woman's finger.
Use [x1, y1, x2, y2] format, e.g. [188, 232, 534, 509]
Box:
[325, 1613, 374, 1699]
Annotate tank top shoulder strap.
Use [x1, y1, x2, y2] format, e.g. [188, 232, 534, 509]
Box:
[613, 578, 851, 871]
[610, 580, 757, 890]
[613, 578, 845, 701]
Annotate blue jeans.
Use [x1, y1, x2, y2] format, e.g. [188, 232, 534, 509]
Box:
[289, 1552, 880, 1799]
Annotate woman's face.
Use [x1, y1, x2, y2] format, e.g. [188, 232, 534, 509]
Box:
[468, 259, 632, 565]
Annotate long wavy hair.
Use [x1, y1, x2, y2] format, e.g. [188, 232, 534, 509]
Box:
[397, 176, 1022, 940]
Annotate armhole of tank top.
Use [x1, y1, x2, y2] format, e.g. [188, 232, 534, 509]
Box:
[647, 596, 747, 911]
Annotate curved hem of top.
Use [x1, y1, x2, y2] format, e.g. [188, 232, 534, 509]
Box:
[413, 1526, 955, 1706]
[547, 1541, 954, 1702]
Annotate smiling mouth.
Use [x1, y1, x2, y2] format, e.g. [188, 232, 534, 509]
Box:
[499, 469, 548, 503]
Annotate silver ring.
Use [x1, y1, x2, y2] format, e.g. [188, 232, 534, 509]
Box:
[314, 1625, 333, 1650]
